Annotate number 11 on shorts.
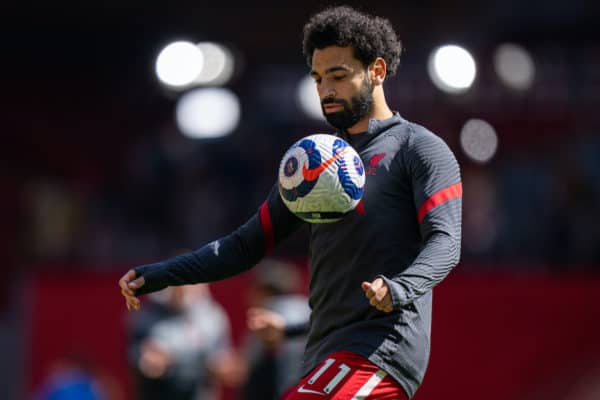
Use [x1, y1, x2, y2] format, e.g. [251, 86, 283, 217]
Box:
[288, 351, 400, 400]
[308, 358, 351, 393]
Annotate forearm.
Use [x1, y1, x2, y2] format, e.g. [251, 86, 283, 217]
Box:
[384, 126, 462, 307]
[133, 185, 304, 296]
[379, 230, 460, 307]
[134, 218, 265, 295]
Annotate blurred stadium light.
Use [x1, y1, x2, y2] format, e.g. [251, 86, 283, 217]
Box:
[175, 88, 241, 139]
[193, 42, 235, 86]
[493, 43, 535, 91]
[155, 41, 204, 89]
[155, 41, 235, 90]
[296, 75, 325, 121]
[460, 118, 498, 163]
[428, 44, 477, 94]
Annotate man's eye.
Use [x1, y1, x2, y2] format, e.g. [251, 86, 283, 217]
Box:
[333, 75, 346, 81]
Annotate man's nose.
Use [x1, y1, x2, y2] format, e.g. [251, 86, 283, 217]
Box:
[319, 85, 336, 100]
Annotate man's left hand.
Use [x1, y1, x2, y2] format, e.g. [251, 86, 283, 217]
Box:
[361, 278, 393, 313]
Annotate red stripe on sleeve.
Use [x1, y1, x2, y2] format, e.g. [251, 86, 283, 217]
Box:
[417, 182, 462, 223]
[259, 201, 274, 254]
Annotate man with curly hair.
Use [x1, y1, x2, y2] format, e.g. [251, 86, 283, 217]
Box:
[120, 5, 462, 399]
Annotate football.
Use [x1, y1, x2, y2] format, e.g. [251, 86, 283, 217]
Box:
[278, 134, 365, 223]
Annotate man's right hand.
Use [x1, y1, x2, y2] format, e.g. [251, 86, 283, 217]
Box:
[118, 269, 145, 311]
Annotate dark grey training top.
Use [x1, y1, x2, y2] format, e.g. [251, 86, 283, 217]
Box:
[134, 113, 462, 398]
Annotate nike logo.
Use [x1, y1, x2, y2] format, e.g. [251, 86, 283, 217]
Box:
[302, 148, 346, 182]
[209, 240, 220, 256]
[297, 385, 325, 395]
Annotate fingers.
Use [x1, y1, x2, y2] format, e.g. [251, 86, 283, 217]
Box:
[361, 278, 393, 313]
[122, 290, 140, 311]
[119, 269, 143, 311]
[119, 270, 137, 296]
[128, 277, 145, 290]
[126, 296, 141, 311]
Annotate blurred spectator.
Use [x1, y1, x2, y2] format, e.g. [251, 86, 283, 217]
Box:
[126, 284, 245, 400]
[32, 352, 117, 400]
[22, 178, 82, 264]
[241, 259, 310, 400]
[544, 142, 600, 267]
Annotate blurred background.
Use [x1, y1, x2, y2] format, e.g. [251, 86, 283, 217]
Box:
[2, 1, 600, 399]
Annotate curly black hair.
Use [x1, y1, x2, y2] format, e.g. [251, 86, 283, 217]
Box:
[302, 6, 402, 76]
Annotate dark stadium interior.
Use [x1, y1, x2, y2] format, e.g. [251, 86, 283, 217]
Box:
[2, 1, 600, 399]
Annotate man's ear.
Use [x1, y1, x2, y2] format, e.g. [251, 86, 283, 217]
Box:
[369, 57, 387, 86]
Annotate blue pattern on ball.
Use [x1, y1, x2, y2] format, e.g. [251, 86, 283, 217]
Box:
[354, 155, 364, 176]
[332, 139, 364, 200]
[280, 139, 321, 201]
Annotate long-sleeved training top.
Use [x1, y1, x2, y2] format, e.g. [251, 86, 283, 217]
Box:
[134, 112, 462, 398]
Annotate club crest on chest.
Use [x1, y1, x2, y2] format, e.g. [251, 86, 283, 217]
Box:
[366, 153, 386, 176]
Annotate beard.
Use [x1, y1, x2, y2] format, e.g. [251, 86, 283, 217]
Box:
[321, 78, 374, 130]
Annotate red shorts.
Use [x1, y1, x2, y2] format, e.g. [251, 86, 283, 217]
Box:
[282, 351, 408, 400]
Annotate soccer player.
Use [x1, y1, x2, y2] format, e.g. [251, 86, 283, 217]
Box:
[120, 6, 462, 399]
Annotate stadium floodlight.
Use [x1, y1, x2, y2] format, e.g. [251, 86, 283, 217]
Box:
[494, 43, 535, 91]
[155, 41, 204, 89]
[460, 118, 498, 163]
[175, 88, 241, 139]
[194, 42, 235, 86]
[428, 44, 477, 94]
[296, 75, 325, 121]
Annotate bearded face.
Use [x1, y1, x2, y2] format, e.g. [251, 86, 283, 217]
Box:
[321, 76, 374, 130]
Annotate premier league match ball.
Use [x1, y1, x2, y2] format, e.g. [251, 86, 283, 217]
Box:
[278, 134, 365, 223]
